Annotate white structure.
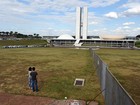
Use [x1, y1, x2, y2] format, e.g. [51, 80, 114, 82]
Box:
[76, 7, 82, 40]
[57, 34, 74, 39]
[76, 7, 88, 40]
[83, 7, 88, 40]
[101, 35, 126, 40]
[73, 39, 83, 46]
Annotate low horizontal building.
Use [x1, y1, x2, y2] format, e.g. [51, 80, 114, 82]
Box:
[50, 39, 135, 48]
[49, 34, 136, 48]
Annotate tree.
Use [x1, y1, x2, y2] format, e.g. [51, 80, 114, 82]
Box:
[9, 31, 13, 36]
[36, 34, 39, 37]
[6, 32, 9, 36]
[14, 32, 18, 37]
[2, 31, 5, 35]
[136, 35, 140, 40]
[28, 35, 33, 38]
[0, 31, 41, 38]
[33, 33, 41, 38]
[34, 33, 36, 36]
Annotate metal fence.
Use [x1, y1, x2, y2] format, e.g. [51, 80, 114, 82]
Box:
[90, 48, 137, 105]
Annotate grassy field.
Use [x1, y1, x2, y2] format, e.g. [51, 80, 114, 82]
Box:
[95, 49, 140, 105]
[0, 48, 104, 104]
[135, 41, 140, 48]
[0, 39, 47, 47]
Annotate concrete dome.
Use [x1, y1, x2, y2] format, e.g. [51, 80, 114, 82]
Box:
[101, 35, 126, 40]
[57, 34, 74, 39]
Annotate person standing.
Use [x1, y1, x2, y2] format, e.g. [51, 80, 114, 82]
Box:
[30, 67, 38, 92]
[28, 67, 32, 89]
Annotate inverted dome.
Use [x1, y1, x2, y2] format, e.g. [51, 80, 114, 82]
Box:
[101, 35, 126, 40]
[57, 34, 74, 39]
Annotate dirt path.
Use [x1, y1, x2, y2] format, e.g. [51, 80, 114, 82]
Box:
[0, 93, 54, 105]
[0, 93, 98, 105]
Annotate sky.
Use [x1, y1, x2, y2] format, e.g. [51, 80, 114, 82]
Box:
[0, 0, 140, 37]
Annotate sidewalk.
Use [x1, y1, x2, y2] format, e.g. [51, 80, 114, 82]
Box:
[0, 93, 98, 105]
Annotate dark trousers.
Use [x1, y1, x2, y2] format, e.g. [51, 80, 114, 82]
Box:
[31, 80, 38, 92]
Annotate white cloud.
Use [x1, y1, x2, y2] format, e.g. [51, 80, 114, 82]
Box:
[121, 1, 140, 8]
[0, 0, 139, 36]
[133, 27, 140, 31]
[0, 0, 37, 15]
[112, 26, 140, 36]
[88, 12, 104, 26]
[0, 0, 120, 24]
[30, 0, 120, 11]
[54, 29, 72, 35]
[124, 7, 140, 16]
[39, 28, 75, 36]
[89, 0, 120, 7]
[0, 0, 121, 15]
[93, 29, 99, 32]
[89, 21, 98, 25]
[123, 26, 130, 29]
[89, 26, 140, 37]
[123, 22, 135, 25]
[121, 2, 140, 16]
[104, 12, 118, 19]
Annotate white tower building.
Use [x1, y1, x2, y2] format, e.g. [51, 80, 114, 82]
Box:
[83, 7, 88, 39]
[76, 7, 82, 39]
[75, 7, 88, 40]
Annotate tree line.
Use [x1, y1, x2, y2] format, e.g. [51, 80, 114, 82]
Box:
[136, 35, 140, 39]
[0, 31, 41, 38]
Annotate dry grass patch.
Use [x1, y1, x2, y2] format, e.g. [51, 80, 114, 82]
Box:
[0, 48, 104, 104]
[96, 48, 140, 105]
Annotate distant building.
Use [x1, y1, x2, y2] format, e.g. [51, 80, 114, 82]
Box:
[0, 35, 16, 40]
[57, 34, 74, 39]
[45, 6, 136, 48]
[123, 36, 137, 40]
[76, 7, 88, 40]
[136, 35, 140, 40]
[42, 36, 58, 39]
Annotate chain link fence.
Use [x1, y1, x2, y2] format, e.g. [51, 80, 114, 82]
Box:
[90, 48, 137, 105]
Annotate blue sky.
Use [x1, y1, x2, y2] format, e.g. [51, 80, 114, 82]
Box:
[0, 0, 140, 37]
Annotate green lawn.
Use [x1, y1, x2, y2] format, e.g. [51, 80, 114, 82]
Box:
[95, 48, 140, 105]
[0, 39, 47, 47]
[0, 48, 104, 104]
[135, 41, 140, 47]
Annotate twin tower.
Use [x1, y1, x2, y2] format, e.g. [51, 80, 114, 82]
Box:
[76, 7, 88, 40]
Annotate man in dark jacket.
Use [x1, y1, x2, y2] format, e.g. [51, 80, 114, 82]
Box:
[30, 67, 38, 92]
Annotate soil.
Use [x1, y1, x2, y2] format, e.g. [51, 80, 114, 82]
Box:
[0, 92, 98, 105]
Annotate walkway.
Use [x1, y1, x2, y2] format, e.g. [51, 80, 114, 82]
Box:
[0, 93, 98, 105]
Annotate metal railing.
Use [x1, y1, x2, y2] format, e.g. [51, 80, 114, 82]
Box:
[90, 48, 137, 105]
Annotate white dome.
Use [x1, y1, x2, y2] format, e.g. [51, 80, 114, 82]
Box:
[57, 34, 74, 39]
